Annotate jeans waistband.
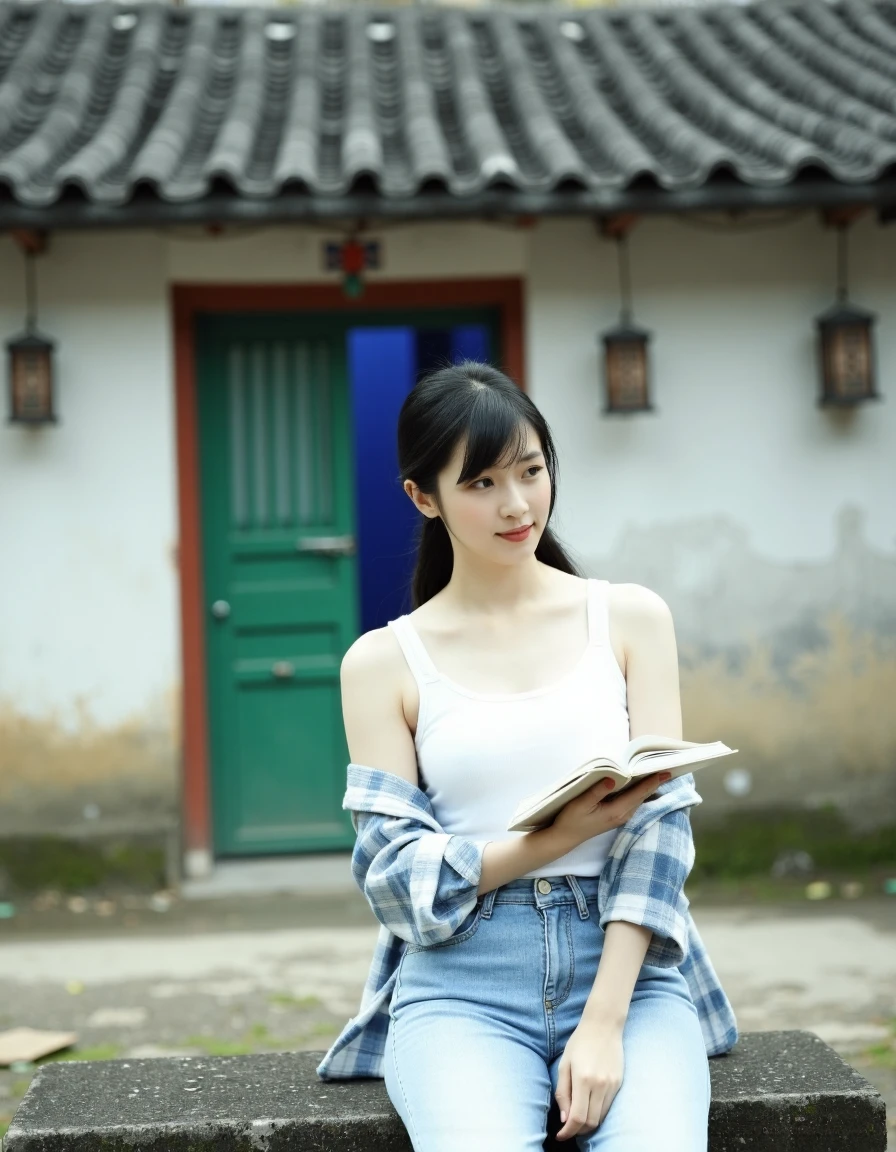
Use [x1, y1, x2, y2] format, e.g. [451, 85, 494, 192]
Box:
[480, 874, 601, 921]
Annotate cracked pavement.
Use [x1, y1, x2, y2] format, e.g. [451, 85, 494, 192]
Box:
[1, 890, 894, 1145]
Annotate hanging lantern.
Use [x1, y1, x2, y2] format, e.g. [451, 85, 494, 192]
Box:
[817, 303, 877, 406]
[816, 223, 879, 407]
[602, 323, 652, 413]
[7, 250, 57, 426]
[600, 233, 652, 413]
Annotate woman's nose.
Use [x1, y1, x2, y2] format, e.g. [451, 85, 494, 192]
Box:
[501, 485, 529, 517]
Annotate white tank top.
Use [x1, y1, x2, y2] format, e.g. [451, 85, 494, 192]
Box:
[386, 578, 631, 878]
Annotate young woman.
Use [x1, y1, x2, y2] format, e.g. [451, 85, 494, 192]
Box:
[320, 361, 737, 1149]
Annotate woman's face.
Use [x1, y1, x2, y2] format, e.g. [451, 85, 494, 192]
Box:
[416, 421, 552, 562]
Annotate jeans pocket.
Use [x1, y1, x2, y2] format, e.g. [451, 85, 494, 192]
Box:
[406, 899, 484, 953]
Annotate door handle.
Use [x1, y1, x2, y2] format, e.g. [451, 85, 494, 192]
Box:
[211, 600, 231, 620]
[272, 661, 295, 679]
[296, 534, 356, 557]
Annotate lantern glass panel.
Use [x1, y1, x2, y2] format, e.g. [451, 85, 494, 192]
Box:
[822, 321, 873, 402]
[10, 344, 54, 422]
[605, 339, 649, 411]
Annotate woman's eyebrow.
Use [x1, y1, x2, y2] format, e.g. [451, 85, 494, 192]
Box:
[460, 449, 545, 483]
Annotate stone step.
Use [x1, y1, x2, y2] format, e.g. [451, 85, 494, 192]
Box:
[3, 1030, 887, 1152]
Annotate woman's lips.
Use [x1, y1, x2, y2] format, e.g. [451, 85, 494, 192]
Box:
[498, 524, 532, 541]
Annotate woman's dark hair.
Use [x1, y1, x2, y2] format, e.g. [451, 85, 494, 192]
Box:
[397, 360, 583, 608]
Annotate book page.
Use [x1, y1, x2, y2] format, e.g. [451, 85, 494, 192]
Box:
[508, 765, 631, 832]
[621, 734, 704, 767]
[627, 742, 730, 777]
[510, 742, 738, 829]
[511, 756, 621, 817]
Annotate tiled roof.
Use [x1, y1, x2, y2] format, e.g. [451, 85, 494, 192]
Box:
[1, 0, 896, 223]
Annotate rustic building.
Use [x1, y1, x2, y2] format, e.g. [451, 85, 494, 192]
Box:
[1, 0, 894, 881]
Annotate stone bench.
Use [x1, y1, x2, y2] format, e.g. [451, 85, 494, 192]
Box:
[3, 1030, 887, 1151]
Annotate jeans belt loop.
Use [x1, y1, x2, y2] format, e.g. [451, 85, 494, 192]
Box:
[480, 885, 499, 919]
[566, 874, 590, 920]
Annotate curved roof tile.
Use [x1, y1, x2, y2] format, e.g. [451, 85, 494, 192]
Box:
[0, 0, 895, 213]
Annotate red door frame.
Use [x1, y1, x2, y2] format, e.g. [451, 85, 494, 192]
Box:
[172, 278, 525, 869]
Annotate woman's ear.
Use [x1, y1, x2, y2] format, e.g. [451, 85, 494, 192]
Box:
[404, 480, 440, 520]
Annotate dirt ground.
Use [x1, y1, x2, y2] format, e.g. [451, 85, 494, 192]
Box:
[1, 888, 894, 1146]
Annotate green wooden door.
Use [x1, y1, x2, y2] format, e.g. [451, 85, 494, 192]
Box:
[197, 316, 358, 856]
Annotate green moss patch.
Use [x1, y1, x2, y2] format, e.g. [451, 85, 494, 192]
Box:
[691, 806, 896, 882]
[0, 835, 167, 895]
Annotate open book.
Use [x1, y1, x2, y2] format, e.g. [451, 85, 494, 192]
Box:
[506, 736, 737, 833]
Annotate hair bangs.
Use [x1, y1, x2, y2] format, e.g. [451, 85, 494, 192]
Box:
[455, 388, 530, 485]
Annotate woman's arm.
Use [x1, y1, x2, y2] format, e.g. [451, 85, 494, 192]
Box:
[584, 582, 684, 1012]
[613, 582, 683, 741]
[554, 584, 686, 1142]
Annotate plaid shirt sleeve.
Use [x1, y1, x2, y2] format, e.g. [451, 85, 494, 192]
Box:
[346, 765, 486, 949]
[321, 765, 737, 1078]
[597, 774, 701, 968]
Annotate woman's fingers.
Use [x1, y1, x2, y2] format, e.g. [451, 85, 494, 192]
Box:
[556, 1080, 590, 1141]
[641, 770, 672, 791]
[627, 771, 671, 807]
[556, 1083, 611, 1140]
[555, 1061, 572, 1137]
[606, 771, 670, 807]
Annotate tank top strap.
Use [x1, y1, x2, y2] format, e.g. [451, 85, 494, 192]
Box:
[586, 578, 612, 648]
[387, 616, 441, 687]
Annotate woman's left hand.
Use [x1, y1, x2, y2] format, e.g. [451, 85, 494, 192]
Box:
[553, 1019, 624, 1141]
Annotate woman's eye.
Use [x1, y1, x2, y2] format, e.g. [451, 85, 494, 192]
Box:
[471, 466, 541, 489]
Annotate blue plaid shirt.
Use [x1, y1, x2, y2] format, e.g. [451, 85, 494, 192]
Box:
[316, 764, 738, 1080]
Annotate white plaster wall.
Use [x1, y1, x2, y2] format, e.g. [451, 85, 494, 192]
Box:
[1, 212, 894, 830]
[527, 213, 896, 824]
[0, 221, 527, 733]
[528, 212, 896, 566]
[164, 219, 527, 282]
[0, 231, 177, 732]
[0, 221, 532, 829]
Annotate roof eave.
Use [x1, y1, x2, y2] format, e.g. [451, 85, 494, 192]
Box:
[2, 179, 896, 231]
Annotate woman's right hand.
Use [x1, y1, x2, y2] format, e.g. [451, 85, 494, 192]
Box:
[548, 772, 672, 846]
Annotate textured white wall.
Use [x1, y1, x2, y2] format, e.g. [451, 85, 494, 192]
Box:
[165, 220, 527, 282]
[0, 231, 177, 730]
[1, 212, 894, 830]
[527, 213, 896, 823]
[0, 223, 527, 733]
[528, 212, 896, 566]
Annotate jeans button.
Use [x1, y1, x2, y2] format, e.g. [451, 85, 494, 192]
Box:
[537, 879, 552, 894]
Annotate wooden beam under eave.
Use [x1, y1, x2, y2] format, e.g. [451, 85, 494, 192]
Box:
[596, 214, 641, 239]
[10, 229, 48, 254]
[820, 206, 868, 229]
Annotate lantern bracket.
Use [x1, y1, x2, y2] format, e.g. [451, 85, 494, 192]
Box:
[820, 207, 866, 230]
[596, 214, 640, 240]
[10, 230, 48, 256]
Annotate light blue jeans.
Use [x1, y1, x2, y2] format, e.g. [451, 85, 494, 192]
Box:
[385, 874, 710, 1151]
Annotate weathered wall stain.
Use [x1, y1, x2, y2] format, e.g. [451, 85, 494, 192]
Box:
[0, 688, 179, 835]
[582, 504, 896, 829]
[4, 504, 894, 838]
[679, 615, 896, 829]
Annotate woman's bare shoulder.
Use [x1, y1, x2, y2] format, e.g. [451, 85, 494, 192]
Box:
[340, 626, 420, 781]
[606, 581, 672, 621]
[606, 583, 676, 671]
[341, 625, 405, 685]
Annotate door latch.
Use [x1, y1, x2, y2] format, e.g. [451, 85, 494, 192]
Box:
[296, 534, 356, 557]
